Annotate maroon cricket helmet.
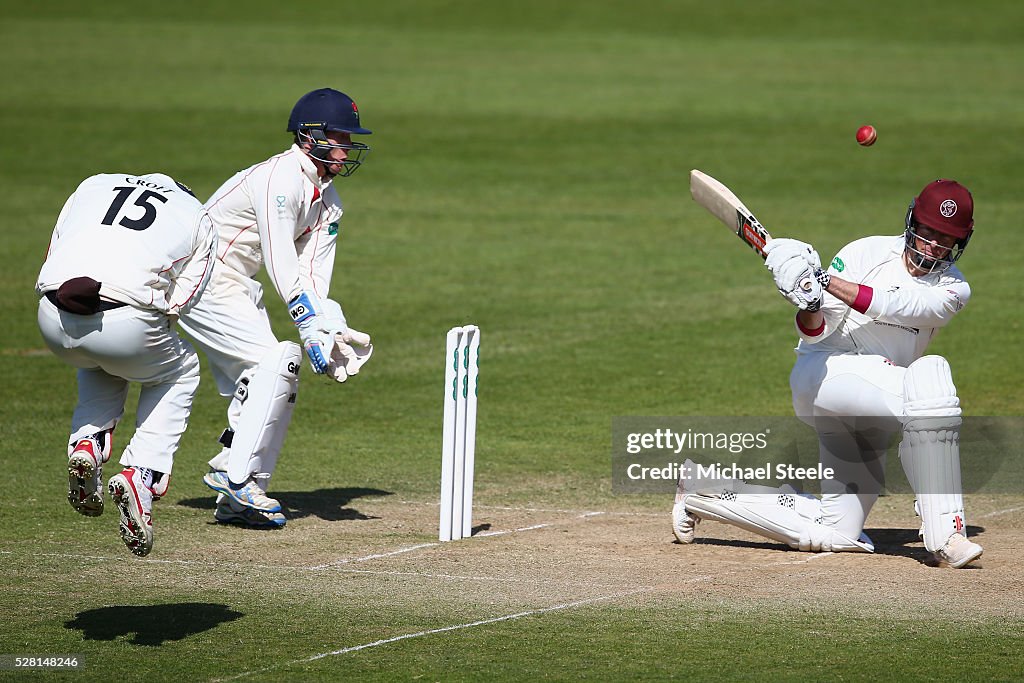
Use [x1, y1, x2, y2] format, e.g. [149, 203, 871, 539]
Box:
[910, 179, 974, 239]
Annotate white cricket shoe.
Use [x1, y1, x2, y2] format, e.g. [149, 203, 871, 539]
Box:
[671, 459, 701, 543]
[107, 468, 155, 557]
[203, 470, 281, 513]
[672, 499, 701, 544]
[67, 437, 107, 517]
[933, 533, 983, 569]
[215, 498, 286, 528]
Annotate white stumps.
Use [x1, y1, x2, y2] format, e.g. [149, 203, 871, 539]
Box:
[440, 325, 480, 541]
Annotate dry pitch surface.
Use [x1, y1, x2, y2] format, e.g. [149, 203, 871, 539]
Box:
[8, 490, 1020, 678]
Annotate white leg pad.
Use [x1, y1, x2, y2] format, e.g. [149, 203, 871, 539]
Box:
[899, 355, 965, 552]
[685, 492, 874, 553]
[226, 342, 301, 485]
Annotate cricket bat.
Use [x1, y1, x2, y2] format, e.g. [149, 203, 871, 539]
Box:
[689, 169, 814, 292]
[689, 169, 773, 259]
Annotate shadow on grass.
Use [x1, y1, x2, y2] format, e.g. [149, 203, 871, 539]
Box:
[66, 603, 243, 646]
[176, 487, 393, 522]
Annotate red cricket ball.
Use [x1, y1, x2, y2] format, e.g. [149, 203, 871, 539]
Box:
[856, 125, 877, 147]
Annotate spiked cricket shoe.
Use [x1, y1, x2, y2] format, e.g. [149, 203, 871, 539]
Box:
[203, 470, 281, 513]
[108, 468, 154, 557]
[215, 498, 286, 528]
[67, 437, 106, 517]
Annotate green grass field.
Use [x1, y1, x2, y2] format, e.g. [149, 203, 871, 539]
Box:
[2, 2, 1023, 680]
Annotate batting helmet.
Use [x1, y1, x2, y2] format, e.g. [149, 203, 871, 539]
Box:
[287, 88, 372, 177]
[904, 179, 974, 275]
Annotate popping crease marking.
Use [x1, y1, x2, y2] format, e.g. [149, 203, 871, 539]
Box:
[309, 543, 438, 570]
[211, 588, 654, 682]
[0, 549, 631, 590]
[212, 553, 846, 681]
[978, 506, 1024, 519]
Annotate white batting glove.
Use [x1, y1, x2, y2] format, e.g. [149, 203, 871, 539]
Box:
[764, 238, 821, 272]
[771, 256, 814, 294]
[776, 262, 824, 311]
[328, 328, 373, 383]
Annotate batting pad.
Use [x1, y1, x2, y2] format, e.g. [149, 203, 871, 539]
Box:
[899, 355, 965, 552]
[684, 492, 873, 553]
[226, 342, 300, 484]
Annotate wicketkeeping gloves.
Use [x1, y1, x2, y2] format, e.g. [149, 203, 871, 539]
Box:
[316, 297, 372, 382]
[288, 291, 333, 373]
[328, 328, 373, 383]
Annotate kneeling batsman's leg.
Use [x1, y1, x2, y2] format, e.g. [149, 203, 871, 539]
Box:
[899, 355, 982, 567]
[684, 490, 874, 553]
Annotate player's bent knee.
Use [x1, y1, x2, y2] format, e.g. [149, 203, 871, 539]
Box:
[902, 355, 960, 429]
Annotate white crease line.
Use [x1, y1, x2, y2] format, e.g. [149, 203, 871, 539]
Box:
[334, 568, 635, 589]
[477, 523, 550, 538]
[0, 510, 596, 574]
[978, 505, 1024, 519]
[0, 548, 630, 593]
[356, 501, 659, 518]
[475, 511, 602, 540]
[309, 543, 437, 570]
[212, 588, 653, 682]
[214, 548, 846, 681]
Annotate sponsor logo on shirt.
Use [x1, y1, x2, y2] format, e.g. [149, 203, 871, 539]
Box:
[831, 256, 845, 272]
[328, 221, 339, 235]
[873, 320, 919, 335]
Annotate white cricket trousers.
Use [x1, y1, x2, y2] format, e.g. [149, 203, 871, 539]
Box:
[37, 297, 200, 474]
[178, 262, 280, 397]
[789, 351, 906, 540]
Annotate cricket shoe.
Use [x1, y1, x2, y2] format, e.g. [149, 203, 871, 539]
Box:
[215, 497, 286, 528]
[671, 458, 701, 543]
[672, 499, 701, 544]
[203, 470, 281, 513]
[67, 437, 108, 517]
[933, 533, 983, 569]
[107, 468, 156, 557]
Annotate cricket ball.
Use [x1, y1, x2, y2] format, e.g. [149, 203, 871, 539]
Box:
[856, 125, 877, 147]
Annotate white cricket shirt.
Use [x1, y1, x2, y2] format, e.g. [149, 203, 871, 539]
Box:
[37, 173, 217, 314]
[205, 145, 343, 303]
[796, 235, 970, 368]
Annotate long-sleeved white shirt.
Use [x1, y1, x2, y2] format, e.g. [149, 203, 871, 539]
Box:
[795, 235, 970, 368]
[36, 173, 217, 314]
[204, 145, 343, 303]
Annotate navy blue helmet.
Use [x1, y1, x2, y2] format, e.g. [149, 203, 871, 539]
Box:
[287, 88, 371, 177]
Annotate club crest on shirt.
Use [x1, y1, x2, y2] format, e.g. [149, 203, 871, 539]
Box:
[830, 256, 844, 272]
[328, 221, 339, 235]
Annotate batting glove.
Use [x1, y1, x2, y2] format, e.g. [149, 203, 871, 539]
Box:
[778, 264, 824, 311]
[764, 238, 821, 272]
